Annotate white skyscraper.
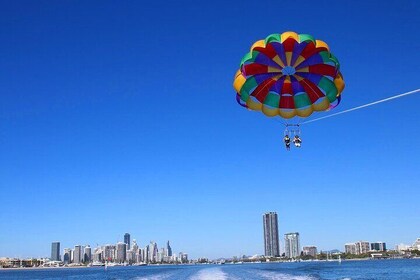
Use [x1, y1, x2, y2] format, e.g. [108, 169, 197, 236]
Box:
[83, 245, 92, 263]
[132, 239, 139, 253]
[148, 242, 158, 263]
[63, 248, 72, 264]
[284, 232, 300, 258]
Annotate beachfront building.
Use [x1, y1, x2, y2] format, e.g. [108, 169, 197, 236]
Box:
[73, 245, 82, 263]
[345, 241, 370, 255]
[148, 242, 158, 262]
[116, 242, 127, 263]
[355, 241, 370, 254]
[179, 252, 188, 263]
[166, 240, 173, 256]
[124, 233, 131, 250]
[395, 243, 411, 252]
[103, 244, 116, 262]
[370, 242, 386, 251]
[126, 249, 136, 264]
[132, 239, 139, 253]
[302, 246, 317, 257]
[93, 247, 102, 262]
[63, 248, 71, 264]
[263, 212, 280, 257]
[345, 243, 357, 254]
[51, 242, 60, 261]
[284, 232, 301, 258]
[83, 245, 92, 263]
[412, 238, 420, 250]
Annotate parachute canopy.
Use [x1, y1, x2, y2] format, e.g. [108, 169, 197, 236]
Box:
[233, 31, 345, 119]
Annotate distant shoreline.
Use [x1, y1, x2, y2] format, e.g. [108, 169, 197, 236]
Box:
[1, 258, 419, 271]
[0, 266, 91, 271]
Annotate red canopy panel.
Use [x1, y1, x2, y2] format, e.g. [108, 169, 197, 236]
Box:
[308, 64, 337, 77]
[279, 95, 295, 109]
[250, 78, 277, 102]
[243, 63, 269, 76]
[253, 43, 277, 59]
[282, 37, 297, 52]
[299, 79, 325, 103]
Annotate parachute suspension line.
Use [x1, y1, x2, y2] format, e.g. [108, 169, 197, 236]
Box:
[301, 88, 420, 125]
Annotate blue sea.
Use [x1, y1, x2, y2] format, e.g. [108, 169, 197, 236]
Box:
[1, 259, 419, 280]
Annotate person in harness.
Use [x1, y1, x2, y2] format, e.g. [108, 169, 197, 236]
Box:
[284, 135, 291, 151]
[293, 135, 302, 148]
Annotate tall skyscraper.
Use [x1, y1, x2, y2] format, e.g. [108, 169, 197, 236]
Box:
[149, 241, 158, 262]
[103, 245, 116, 262]
[263, 212, 280, 257]
[124, 233, 131, 250]
[73, 245, 82, 264]
[166, 240, 172, 257]
[63, 248, 71, 264]
[51, 242, 60, 261]
[132, 239, 139, 253]
[116, 242, 127, 263]
[83, 245, 92, 263]
[284, 232, 300, 258]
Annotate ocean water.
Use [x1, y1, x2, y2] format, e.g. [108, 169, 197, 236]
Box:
[1, 259, 419, 280]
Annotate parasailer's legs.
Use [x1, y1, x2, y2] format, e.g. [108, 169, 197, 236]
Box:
[283, 134, 291, 151]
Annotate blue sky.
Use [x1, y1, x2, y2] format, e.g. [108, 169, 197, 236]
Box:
[0, 0, 419, 259]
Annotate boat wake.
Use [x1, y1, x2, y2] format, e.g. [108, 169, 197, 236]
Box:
[189, 267, 232, 280]
[256, 270, 318, 280]
[133, 272, 175, 280]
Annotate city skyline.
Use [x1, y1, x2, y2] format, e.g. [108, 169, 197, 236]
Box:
[44, 234, 187, 265]
[1, 209, 419, 260]
[1, 0, 419, 260]
[3, 214, 417, 261]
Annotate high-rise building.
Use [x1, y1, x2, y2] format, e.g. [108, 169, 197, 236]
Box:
[179, 252, 188, 263]
[63, 248, 72, 264]
[93, 247, 102, 262]
[345, 241, 370, 255]
[166, 240, 173, 257]
[263, 212, 280, 257]
[132, 239, 139, 253]
[103, 245, 116, 262]
[370, 242, 386, 251]
[144, 245, 150, 263]
[116, 242, 127, 263]
[284, 232, 300, 258]
[73, 245, 82, 264]
[345, 243, 357, 254]
[51, 242, 60, 261]
[355, 241, 370, 254]
[124, 233, 131, 250]
[302, 246, 317, 257]
[83, 245, 92, 263]
[147, 242, 158, 263]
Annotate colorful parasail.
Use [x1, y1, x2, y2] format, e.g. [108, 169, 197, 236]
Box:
[233, 31, 345, 119]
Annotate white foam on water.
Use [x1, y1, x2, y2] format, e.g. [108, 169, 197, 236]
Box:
[257, 270, 317, 280]
[189, 267, 230, 280]
[133, 272, 174, 280]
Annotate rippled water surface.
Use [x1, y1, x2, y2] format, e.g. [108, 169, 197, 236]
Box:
[1, 259, 419, 280]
